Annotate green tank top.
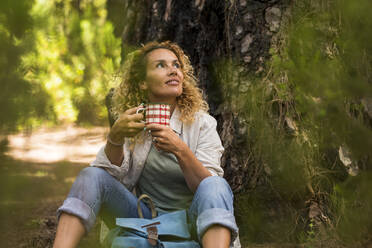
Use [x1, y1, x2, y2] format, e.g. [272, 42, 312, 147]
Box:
[137, 144, 193, 213]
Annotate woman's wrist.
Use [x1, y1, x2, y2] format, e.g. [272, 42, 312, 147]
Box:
[107, 130, 124, 146]
[173, 141, 188, 159]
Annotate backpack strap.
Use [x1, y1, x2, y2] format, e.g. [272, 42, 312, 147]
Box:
[137, 194, 157, 219]
[137, 194, 159, 246]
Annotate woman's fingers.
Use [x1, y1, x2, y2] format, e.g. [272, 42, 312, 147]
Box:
[110, 106, 147, 139]
[146, 123, 166, 131]
[148, 130, 164, 138]
[128, 113, 144, 122]
[123, 106, 144, 120]
[129, 121, 145, 129]
[124, 106, 139, 115]
[152, 136, 164, 142]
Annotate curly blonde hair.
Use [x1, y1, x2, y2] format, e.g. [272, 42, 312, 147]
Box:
[111, 41, 209, 124]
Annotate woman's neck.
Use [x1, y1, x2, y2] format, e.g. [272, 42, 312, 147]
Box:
[170, 103, 176, 115]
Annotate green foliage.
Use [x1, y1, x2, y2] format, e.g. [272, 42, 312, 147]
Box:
[22, 0, 121, 125]
[332, 172, 372, 244]
[0, 0, 48, 132]
[1, 0, 121, 132]
[286, 0, 372, 159]
[217, 0, 372, 245]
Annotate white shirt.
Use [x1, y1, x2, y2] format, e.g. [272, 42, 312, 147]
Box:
[90, 107, 224, 191]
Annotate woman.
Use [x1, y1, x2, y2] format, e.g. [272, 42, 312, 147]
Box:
[53, 41, 239, 248]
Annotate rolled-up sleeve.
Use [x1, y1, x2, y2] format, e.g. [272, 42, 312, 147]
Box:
[194, 114, 224, 177]
[89, 140, 131, 180]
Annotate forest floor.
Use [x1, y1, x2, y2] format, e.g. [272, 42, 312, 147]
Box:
[0, 125, 299, 248]
[0, 125, 108, 248]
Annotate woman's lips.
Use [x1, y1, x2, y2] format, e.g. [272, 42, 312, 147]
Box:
[165, 80, 179, 85]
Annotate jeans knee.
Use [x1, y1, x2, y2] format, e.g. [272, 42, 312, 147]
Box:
[71, 167, 111, 193]
[79, 167, 109, 181]
[198, 176, 232, 198]
[190, 176, 234, 217]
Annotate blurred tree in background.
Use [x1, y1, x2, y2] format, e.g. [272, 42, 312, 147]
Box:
[0, 0, 121, 132]
[0, 0, 40, 132]
[23, 0, 121, 125]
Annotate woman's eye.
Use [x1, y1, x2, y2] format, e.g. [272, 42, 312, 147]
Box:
[174, 63, 180, 68]
[156, 63, 164, 68]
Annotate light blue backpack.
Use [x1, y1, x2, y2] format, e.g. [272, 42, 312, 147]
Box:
[104, 194, 200, 248]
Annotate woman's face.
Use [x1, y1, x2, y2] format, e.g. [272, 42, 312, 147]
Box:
[142, 48, 184, 104]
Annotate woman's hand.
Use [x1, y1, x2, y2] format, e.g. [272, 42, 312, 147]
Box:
[146, 124, 186, 155]
[147, 123, 212, 192]
[108, 106, 145, 143]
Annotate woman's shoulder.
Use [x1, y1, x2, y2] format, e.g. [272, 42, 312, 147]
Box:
[193, 110, 218, 128]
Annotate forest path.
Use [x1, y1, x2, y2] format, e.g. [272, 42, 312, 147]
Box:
[1, 125, 108, 247]
[6, 125, 108, 164]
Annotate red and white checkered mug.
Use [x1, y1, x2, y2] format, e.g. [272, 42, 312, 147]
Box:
[136, 103, 171, 126]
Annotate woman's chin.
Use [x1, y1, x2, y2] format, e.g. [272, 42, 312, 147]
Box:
[148, 89, 183, 102]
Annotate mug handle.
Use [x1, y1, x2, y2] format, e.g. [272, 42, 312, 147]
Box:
[136, 106, 146, 124]
[136, 107, 145, 114]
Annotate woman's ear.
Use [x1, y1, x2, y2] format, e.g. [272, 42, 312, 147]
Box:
[139, 81, 148, 91]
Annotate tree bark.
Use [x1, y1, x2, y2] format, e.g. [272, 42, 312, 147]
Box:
[106, 0, 288, 192]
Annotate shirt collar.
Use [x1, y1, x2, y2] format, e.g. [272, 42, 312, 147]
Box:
[170, 106, 182, 135]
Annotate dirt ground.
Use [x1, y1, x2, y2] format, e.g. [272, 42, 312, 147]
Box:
[0, 125, 108, 248]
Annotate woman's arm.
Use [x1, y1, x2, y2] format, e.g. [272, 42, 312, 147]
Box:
[146, 123, 214, 192]
[104, 140, 125, 166]
[104, 106, 145, 166]
[173, 142, 212, 192]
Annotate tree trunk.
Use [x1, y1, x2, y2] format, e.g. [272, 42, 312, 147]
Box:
[106, 0, 288, 192]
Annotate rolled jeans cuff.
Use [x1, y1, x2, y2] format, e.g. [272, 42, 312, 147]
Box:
[57, 197, 96, 233]
[196, 207, 239, 244]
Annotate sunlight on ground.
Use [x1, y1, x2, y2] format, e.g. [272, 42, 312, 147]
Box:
[6, 125, 108, 164]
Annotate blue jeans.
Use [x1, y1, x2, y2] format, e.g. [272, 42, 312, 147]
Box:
[57, 167, 238, 243]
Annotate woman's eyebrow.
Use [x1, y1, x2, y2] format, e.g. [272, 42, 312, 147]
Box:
[152, 59, 179, 64]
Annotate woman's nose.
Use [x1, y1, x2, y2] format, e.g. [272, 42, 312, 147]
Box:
[168, 66, 177, 75]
